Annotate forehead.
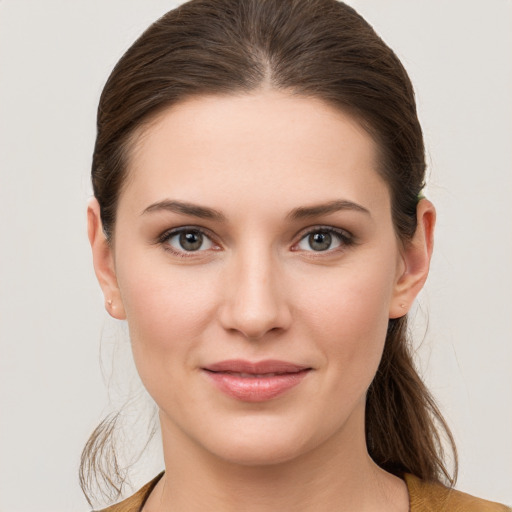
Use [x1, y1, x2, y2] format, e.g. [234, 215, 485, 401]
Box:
[120, 90, 389, 217]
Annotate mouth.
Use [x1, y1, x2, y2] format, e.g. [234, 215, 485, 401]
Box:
[202, 360, 312, 402]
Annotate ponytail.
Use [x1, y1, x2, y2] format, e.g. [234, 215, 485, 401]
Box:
[366, 317, 457, 484]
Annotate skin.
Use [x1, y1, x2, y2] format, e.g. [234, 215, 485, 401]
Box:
[88, 90, 435, 512]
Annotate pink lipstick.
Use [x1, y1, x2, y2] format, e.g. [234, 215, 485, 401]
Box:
[202, 360, 311, 402]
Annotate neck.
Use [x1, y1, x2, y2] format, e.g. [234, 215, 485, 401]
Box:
[144, 409, 408, 512]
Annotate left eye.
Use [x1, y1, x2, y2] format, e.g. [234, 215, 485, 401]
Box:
[165, 229, 214, 252]
[296, 229, 346, 252]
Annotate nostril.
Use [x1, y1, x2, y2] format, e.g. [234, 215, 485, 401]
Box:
[217, 264, 292, 338]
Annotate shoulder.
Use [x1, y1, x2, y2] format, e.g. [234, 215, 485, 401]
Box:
[404, 473, 511, 512]
[94, 473, 163, 512]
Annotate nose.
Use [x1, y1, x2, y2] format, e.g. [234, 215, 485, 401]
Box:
[218, 248, 292, 340]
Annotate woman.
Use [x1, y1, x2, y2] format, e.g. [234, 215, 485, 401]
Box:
[83, 0, 510, 510]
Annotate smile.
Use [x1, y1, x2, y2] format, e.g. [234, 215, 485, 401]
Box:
[202, 360, 312, 402]
[222, 372, 291, 378]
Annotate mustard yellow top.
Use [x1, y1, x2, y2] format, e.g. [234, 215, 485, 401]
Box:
[97, 473, 511, 512]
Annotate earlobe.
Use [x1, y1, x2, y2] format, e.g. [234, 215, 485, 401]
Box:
[87, 198, 126, 320]
[389, 199, 436, 319]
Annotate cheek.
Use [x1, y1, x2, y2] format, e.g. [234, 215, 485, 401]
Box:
[296, 258, 395, 336]
[293, 259, 396, 387]
[115, 256, 219, 387]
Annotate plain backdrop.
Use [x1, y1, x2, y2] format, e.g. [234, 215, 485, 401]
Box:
[0, 1, 511, 510]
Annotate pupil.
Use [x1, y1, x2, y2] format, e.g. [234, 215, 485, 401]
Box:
[309, 232, 331, 251]
[180, 231, 203, 251]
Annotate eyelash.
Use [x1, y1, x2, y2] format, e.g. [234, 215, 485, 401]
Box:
[157, 226, 219, 258]
[157, 225, 355, 258]
[293, 226, 355, 254]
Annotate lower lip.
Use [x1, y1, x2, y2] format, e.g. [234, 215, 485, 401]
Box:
[204, 370, 311, 402]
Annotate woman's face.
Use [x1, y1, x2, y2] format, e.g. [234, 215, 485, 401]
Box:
[91, 90, 431, 466]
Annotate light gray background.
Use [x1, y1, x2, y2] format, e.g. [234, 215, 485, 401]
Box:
[0, 1, 511, 510]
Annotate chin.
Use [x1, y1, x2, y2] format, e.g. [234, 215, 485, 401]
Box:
[192, 413, 335, 468]
[208, 436, 310, 467]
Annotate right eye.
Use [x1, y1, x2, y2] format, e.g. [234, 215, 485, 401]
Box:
[161, 228, 215, 254]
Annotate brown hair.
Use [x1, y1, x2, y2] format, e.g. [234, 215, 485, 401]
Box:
[83, 0, 457, 505]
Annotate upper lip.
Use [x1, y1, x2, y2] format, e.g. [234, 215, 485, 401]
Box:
[203, 359, 311, 374]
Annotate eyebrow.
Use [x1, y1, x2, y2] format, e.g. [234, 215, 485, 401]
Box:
[141, 198, 370, 222]
[142, 200, 226, 221]
[287, 199, 371, 220]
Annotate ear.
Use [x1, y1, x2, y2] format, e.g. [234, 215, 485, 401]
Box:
[389, 199, 436, 319]
[87, 197, 126, 320]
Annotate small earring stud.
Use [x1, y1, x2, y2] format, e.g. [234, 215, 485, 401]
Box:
[107, 299, 113, 307]
[400, 303, 406, 309]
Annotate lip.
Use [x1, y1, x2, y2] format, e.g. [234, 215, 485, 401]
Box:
[202, 359, 312, 402]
